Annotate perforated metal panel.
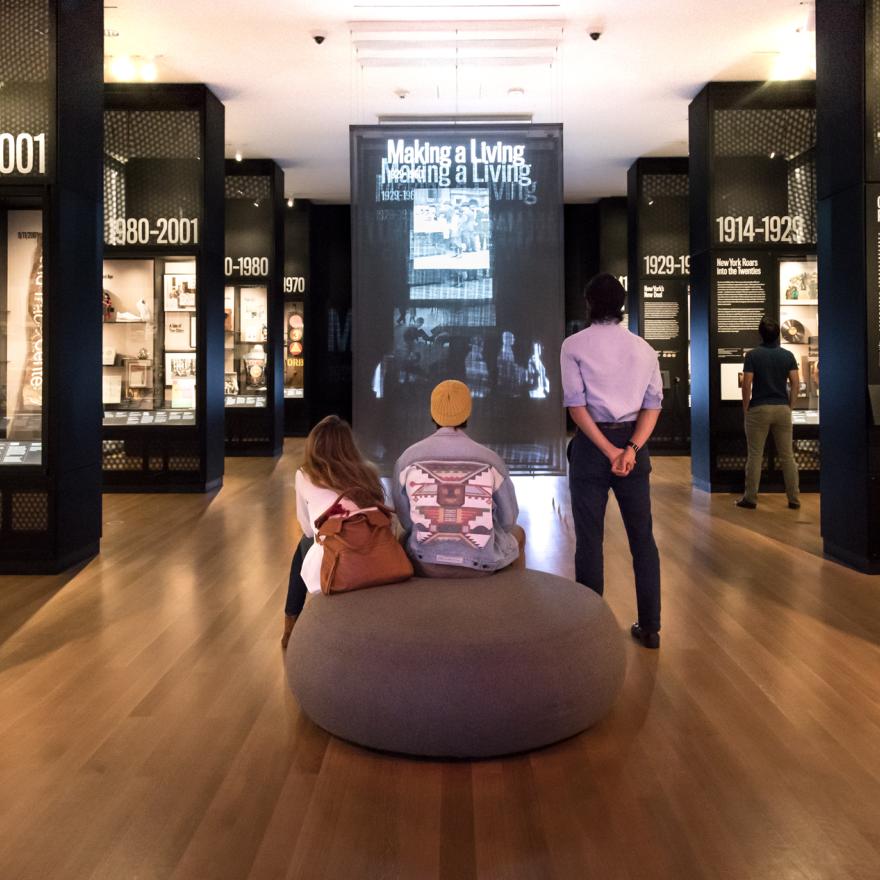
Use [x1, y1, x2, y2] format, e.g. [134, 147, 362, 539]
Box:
[11, 491, 48, 531]
[640, 173, 689, 257]
[792, 437, 820, 470]
[869, 0, 880, 174]
[0, 1, 52, 163]
[103, 109, 202, 237]
[102, 439, 143, 471]
[225, 175, 271, 201]
[713, 107, 816, 246]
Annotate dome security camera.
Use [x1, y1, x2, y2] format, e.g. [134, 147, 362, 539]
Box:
[312, 32, 327, 45]
[589, 31, 602, 41]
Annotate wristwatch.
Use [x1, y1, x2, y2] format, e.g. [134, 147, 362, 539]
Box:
[626, 441, 640, 453]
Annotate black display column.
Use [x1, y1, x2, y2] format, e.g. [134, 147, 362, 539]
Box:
[283, 199, 310, 436]
[0, 0, 103, 572]
[689, 82, 818, 493]
[224, 160, 284, 456]
[817, 1, 880, 570]
[627, 158, 691, 450]
[102, 84, 225, 492]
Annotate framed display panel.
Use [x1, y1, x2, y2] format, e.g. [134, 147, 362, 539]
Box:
[689, 81, 818, 493]
[283, 199, 310, 435]
[223, 160, 283, 455]
[283, 301, 305, 400]
[0, 0, 103, 571]
[627, 159, 691, 451]
[102, 256, 198, 426]
[102, 84, 225, 492]
[350, 124, 566, 475]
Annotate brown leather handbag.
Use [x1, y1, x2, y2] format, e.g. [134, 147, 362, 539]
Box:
[314, 490, 413, 595]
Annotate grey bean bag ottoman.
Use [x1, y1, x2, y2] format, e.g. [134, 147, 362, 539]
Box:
[286, 568, 626, 758]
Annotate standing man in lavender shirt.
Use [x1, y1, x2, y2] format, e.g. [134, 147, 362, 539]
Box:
[560, 274, 664, 649]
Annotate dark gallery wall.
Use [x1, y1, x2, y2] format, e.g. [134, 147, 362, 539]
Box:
[564, 204, 600, 335]
[308, 205, 353, 425]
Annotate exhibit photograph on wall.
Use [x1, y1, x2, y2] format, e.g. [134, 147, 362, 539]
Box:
[779, 258, 819, 418]
[351, 125, 565, 472]
[0, 208, 44, 465]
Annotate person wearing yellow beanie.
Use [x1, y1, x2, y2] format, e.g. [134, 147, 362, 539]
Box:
[393, 380, 526, 577]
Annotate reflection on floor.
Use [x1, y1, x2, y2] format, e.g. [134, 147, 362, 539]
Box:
[1, 443, 878, 880]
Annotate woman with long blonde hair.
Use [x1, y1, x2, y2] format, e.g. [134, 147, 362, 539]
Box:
[282, 415, 386, 647]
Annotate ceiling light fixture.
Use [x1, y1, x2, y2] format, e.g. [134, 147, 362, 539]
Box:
[287, 198, 294, 208]
[770, 26, 815, 80]
[235, 150, 243, 162]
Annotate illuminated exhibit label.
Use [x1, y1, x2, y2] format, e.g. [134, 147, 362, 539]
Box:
[379, 138, 535, 202]
[0, 132, 47, 176]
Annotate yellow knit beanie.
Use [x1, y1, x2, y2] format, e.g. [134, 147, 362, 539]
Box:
[430, 380, 473, 427]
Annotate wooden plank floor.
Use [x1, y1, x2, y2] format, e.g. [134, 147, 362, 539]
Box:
[1, 440, 880, 879]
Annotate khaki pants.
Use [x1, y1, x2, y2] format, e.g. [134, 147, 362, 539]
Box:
[743, 405, 800, 505]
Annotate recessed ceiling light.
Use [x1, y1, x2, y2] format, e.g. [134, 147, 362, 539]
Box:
[140, 59, 157, 82]
[287, 198, 294, 208]
[235, 151, 243, 162]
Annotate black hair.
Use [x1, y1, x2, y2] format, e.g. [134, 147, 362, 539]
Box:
[584, 273, 626, 324]
[433, 420, 468, 430]
[759, 316, 780, 344]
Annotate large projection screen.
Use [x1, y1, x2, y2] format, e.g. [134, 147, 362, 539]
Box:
[351, 124, 565, 473]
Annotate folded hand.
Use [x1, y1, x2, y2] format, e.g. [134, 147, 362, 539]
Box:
[611, 448, 636, 477]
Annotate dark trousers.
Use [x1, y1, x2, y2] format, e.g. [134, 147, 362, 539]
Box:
[285, 535, 314, 616]
[568, 427, 661, 632]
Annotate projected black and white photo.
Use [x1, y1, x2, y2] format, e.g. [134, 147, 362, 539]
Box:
[351, 125, 565, 472]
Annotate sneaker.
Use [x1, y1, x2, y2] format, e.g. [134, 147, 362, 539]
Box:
[630, 622, 660, 650]
[735, 498, 757, 509]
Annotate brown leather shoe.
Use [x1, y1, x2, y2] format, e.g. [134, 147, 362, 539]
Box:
[281, 614, 298, 649]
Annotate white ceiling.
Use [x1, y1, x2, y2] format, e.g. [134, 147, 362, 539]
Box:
[104, 0, 815, 203]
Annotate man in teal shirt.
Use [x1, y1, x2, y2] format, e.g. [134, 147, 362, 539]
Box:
[737, 317, 801, 510]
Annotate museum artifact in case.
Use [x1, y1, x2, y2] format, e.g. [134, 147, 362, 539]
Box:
[282, 199, 310, 435]
[102, 83, 225, 491]
[223, 160, 283, 455]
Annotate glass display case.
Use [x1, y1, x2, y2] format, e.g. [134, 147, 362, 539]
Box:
[0, 204, 44, 465]
[283, 301, 304, 399]
[224, 284, 268, 407]
[102, 256, 198, 426]
[779, 258, 819, 424]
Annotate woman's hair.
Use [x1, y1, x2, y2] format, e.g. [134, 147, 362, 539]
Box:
[302, 415, 385, 508]
[584, 273, 626, 324]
